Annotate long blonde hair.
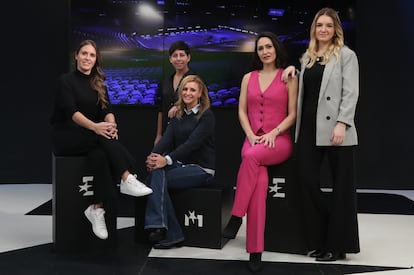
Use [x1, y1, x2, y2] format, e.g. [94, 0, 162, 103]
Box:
[75, 39, 109, 108]
[175, 75, 210, 120]
[302, 7, 344, 68]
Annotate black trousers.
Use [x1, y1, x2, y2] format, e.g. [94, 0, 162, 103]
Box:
[52, 125, 137, 204]
[296, 135, 360, 253]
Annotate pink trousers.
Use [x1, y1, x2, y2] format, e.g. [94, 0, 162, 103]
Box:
[231, 136, 292, 252]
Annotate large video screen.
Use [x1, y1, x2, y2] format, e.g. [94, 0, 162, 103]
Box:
[70, 0, 356, 106]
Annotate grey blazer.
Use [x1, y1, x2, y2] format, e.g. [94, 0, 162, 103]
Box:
[295, 46, 359, 146]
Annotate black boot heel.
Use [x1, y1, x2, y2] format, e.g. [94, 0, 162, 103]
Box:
[248, 252, 263, 273]
[222, 215, 242, 239]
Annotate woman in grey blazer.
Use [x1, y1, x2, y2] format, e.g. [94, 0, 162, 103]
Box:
[286, 7, 360, 262]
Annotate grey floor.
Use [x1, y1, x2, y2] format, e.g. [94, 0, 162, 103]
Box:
[1, 184, 413, 275]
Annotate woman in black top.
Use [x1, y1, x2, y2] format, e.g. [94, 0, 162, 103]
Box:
[154, 40, 197, 145]
[144, 75, 215, 249]
[51, 39, 152, 240]
[283, 8, 360, 262]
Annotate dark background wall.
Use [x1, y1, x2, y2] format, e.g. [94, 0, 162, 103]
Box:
[354, 0, 414, 189]
[1, 0, 413, 189]
[1, 1, 69, 183]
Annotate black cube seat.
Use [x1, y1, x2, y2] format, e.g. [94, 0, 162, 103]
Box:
[264, 159, 307, 254]
[134, 178, 232, 249]
[52, 154, 117, 254]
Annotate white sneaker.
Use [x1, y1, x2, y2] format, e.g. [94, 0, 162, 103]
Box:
[120, 174, 153, 197]
[84, 205, 108, 240]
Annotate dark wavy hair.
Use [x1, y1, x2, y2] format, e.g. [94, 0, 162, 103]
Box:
[252, 31, 288, 70]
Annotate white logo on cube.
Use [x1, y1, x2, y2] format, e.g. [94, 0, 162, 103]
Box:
[79, 176, 94, 196]
[269, 177, 285, 198]
[184, 210, 203, 227]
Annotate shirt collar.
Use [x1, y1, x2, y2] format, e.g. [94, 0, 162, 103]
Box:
[184, 104, 200, 115]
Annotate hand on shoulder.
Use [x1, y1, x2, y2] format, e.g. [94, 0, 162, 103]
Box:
[281, 66, 297, 83]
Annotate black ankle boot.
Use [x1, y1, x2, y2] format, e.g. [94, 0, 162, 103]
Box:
[248, 252, 262, 273]
[222, 215, 242, 239]
[148, 228, 166, 242]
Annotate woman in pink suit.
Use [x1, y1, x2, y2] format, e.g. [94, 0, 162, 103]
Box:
[223, 31, 298, 272]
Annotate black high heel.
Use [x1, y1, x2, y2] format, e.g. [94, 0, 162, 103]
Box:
[222, 215, 242, 239]
[316, 251, 346, 261]
[248, 252, 262, 273]
[308, 249, 325, 258]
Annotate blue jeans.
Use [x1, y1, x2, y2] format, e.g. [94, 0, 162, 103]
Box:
[144, 163, 213, 245]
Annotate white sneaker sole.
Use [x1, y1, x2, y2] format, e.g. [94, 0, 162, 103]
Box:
[120, 186, 153, 197]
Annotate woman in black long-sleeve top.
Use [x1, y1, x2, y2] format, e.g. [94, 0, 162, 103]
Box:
[51, 39, 152, 240]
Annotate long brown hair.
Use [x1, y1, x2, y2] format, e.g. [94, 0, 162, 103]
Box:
[75, 39, 108, 108]
[175, 75, 210, 120]
[303, 7, 344, 68]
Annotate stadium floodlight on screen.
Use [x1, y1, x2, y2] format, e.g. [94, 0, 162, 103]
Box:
[70, 0, 356, 107]
[268, 8, 285, 17]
